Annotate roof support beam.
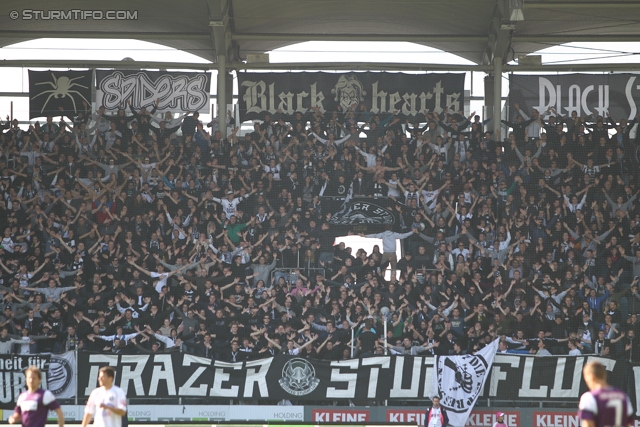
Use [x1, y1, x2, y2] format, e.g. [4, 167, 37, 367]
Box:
[3, 60, 640, 73]
[230, 62, 490, 71]
[231, 33, 484, 43]
[205, 0, 232, 135]
[1, 30, 632, 45]
[504, 63, 640, 72]
[0, 60, 215, 70]
[525, 2, 640, 9]
[482, 0, 513, 65]
[516, 34, 640, 43]
[0, 31, 209, 40]
[205, 0, 231, 60]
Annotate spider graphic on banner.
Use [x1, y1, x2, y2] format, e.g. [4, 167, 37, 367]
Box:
[31, 72, 90, 114]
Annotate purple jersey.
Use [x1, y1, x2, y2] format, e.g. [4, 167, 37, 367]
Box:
[14, 388, 60, 427]
[578, 387, 634, 427]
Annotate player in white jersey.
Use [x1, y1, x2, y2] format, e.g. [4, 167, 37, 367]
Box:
[82, 366, 127, 427]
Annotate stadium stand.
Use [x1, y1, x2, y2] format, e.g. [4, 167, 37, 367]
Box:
[0, 102, 639, 364]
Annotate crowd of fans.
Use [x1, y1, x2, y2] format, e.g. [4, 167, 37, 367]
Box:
[0, 99, 640, 364]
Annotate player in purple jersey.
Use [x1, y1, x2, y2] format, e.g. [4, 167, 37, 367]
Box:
[578, 361, 633, 427]
[8, 366, 64, 427]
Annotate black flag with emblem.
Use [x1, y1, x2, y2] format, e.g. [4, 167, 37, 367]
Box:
[29, 70, 92, 119]
[327, 197, 401, 233]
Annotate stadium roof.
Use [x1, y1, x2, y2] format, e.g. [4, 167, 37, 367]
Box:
[0, 0, 639, 68]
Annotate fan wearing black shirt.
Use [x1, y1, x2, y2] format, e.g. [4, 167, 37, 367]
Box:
[357, 319, 378, 357]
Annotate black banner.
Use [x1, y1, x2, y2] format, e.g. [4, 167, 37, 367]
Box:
[29, 70, 92, 119]
[95, 70, 211, 113]
[0, 354, 51, 409]
[238, 72, 465, 122]
[509, 74, 640, 120]
[76, 352, 637, 404]
[328, 197, 399, 228]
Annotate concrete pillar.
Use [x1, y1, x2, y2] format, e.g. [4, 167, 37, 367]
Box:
[493, 56, 502, 142]
[217, 54, 227, 138]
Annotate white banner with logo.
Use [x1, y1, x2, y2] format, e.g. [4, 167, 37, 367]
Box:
[42, 351, 76, 399]
[95, 70, 211, 113]
[431, 339, 500, 426]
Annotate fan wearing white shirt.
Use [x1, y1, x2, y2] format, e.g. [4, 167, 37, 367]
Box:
[422, 180, 450, 210]
[128, 260, 187, 293]
[211, 188, 257, 218]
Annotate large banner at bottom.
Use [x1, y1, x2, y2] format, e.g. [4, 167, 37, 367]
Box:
[77, 352, 638, 407]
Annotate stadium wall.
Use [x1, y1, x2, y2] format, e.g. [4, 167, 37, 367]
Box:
[1, 405, 634, 427]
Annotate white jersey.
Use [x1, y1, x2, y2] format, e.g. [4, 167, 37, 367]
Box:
[422, 189, 440, 210]
[1, 237, 15, 252]
[151, 271, 169, 293]
[16, 337, 33, 354]
[213, 195, 248, 218]
[139, 162, 157, 176]
[387, 179, 401, 198]
[84, 385, 127, 427]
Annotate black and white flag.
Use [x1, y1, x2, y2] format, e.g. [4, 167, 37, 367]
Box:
[77, 350, 637, 405]
[95, 70, 211, 113]
[327, 197, 401, 233]
[431, 339, 499, 426]
[238, 72, 465, 121]
[509, 74, 640, 120]
[29, 70, 92, 119]
[43, 350, 76, 399]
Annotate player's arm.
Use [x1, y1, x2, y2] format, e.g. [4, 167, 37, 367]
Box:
[7, 410, 21, 424]
[82, 391, 96, 427]
[42, 391, 65, 427]
[81, 413, 93, 427]
[54, 407, 65, 427]
[99, 402, 126, 416]
[578, 392, 597, 427]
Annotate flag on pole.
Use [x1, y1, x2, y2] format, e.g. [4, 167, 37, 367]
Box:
[431, 339, 500, 426]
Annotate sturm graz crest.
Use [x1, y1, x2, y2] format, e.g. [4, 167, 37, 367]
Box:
[436, 354, 488, 413]
[45, 355, 73, 396]
[279, 358, 320, 396]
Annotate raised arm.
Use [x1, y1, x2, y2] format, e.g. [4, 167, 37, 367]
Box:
[128, 260, 151, 276]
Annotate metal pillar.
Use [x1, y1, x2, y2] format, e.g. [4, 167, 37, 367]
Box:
[493, 57, 502, 142]
[217, 54, 227, 138]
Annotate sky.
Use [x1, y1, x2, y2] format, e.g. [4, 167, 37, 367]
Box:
[1, 38, 640, 126]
